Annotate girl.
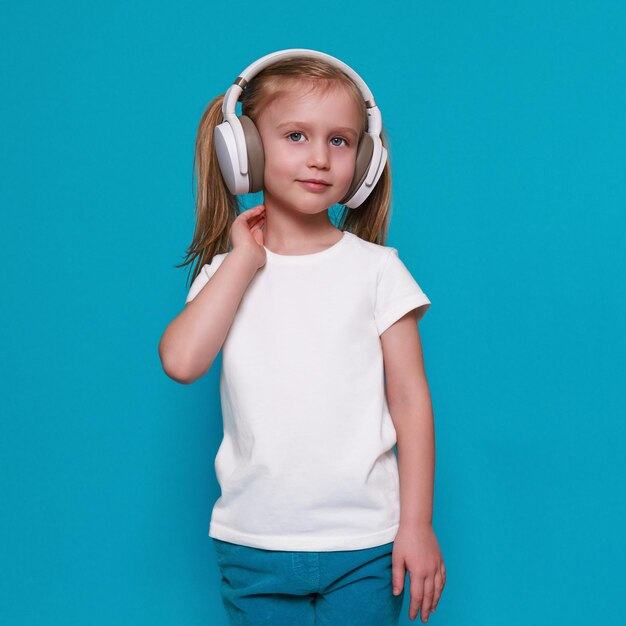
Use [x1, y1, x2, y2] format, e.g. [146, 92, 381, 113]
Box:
[159, 49, 446, 625]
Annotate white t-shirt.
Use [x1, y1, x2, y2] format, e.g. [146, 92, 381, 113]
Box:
[185, 231, 431, 551]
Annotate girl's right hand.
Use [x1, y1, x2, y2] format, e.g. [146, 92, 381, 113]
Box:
[229, 204, 267, 269]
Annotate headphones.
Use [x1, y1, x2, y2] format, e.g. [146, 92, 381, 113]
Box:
[213, 48, 388, 209]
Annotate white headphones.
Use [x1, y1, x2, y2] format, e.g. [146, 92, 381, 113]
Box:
[213, 48, 388, 209]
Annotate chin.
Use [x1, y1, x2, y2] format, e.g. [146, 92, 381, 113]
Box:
[298, 195, 337, 212]
[268, 192, 327, 214]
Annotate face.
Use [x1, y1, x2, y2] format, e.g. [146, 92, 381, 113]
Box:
[255, 82, 362, 215]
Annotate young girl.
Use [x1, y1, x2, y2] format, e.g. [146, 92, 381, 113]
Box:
[159, 48, 446, 625]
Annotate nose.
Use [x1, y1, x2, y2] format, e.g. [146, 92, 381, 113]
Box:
[306, 139, 330, 169]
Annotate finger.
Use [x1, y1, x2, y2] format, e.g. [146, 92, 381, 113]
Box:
[246, 214, 266, 233]
[391, 556, 405, 596]
[420, 575, 435, 621]
[248, 212, 265, 226]
[431, 568, 444, 612]
[250, 216, 266, 232]
[408, 573, 424, 621]
[238, 205, 265, 221]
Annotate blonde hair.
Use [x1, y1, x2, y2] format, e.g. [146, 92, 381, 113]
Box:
[178, 56, 394, 285]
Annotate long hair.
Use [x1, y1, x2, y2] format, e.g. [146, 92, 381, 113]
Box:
[178, 56, 394, 286]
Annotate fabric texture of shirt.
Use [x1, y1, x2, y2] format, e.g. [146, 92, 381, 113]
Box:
[185, 230, 431, 551]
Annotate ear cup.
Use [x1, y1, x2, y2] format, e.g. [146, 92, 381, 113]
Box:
[338, 133, 374, 206]
[239, 115, 265, 193]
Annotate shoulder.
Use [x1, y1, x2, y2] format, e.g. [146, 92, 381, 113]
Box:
[197, 252, 229, 276]
[185, 252, 230, 304]
[344, 232, 399, 273]
[208, 252, 230, 265]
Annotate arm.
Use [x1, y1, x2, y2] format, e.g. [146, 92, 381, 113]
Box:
[158, 246, 259, 384]
[382, 311, 434, 527]
[381, 311, 445, 622]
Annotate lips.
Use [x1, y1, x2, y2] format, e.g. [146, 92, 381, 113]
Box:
[298, 179, 331, 193]
[299, 179, 330, 185]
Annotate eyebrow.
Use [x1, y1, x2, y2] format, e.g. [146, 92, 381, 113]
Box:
[276, 121, 358, 139]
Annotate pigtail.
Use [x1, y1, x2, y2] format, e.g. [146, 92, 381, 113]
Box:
[176, 93, 242, 287]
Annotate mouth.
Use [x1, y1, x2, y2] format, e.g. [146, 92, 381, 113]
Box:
[298, 179, 331, 192]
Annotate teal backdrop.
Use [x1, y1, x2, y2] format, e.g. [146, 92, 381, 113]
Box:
[2, 1, 625, 625]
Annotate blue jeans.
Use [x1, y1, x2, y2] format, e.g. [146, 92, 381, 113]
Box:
[212, 538, 404, 625]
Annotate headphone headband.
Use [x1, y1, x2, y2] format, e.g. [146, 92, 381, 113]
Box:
[222, 48, 382, 135]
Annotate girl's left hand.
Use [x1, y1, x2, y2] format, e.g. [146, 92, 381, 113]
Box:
[392, 523, 446, 622]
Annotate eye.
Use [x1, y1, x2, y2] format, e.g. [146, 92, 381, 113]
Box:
[287, 132, 305, 142]
[331, 137, 349, 147]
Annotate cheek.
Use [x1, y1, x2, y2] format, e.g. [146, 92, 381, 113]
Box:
[263, 143, 294, 178]
[262, 146, 295, 196]
[338, 153, 357, 181]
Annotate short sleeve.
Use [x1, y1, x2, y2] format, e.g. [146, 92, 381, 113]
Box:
[185, 253, 228, 304]
[374, 248, 431, 335]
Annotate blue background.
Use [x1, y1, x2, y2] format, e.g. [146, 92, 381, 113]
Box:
[2, 1, 625, 625]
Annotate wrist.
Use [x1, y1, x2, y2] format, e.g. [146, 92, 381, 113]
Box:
[230, 244, 264, 272]
[399, 518, 433, 531]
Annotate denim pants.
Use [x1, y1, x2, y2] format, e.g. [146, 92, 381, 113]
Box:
[212, 538, 404, 626]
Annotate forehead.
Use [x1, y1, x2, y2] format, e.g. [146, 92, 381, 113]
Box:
[259, 83, 361, 131]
